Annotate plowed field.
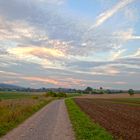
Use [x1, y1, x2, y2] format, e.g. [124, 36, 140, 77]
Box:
[74, 98, 140, 140]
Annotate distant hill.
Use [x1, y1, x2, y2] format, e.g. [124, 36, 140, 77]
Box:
[0, 84, 80, 93]
[0, 83, 24, 90]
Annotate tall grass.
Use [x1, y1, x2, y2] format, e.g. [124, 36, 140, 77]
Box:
[0, 97, 53, 137]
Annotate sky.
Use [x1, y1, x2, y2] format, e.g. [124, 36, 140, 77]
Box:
[0, 0, 140, 89]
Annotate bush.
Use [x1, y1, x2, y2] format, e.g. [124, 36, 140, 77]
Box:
[85, 87, 93, 94]
[45, 91, 57, 97]
[57, 92, 67, 97]
[45, 91, 67, 98]
[128, 89, 135, 96]
[32, 96, 39, 100]
[99, 90, 105, 94]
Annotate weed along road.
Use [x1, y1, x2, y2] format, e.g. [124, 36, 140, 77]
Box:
[1, 99, 75, 140]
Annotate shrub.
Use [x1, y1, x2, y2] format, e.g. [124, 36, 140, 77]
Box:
[128, 89, 135, 96]
[32, 96, 39, 100]
[85, 87, 93, 94]
[99, 90, 105, 94]
[45, 91, 57, 97]
[45, 91, 67, 98]
[57, 92, 67, 97]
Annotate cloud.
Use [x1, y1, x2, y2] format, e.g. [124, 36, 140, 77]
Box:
[6, 45, 68, 70]
[21, 76, 59, 85]
[0, 16, 48, 42]
[8, 46, 65, 59]
[0, 48, 8, 55]
[3, 80, 19, 84]
[124, 7, 138, 22]
[89, 0, 135, 30]
[0, 0, 82, 44]
[44, 0, 66, 5]
[123, 48, 140, 58]
[92, 65, 120, 76]
[0, 0, 139, 89]
[111, 49, 126, 60]
[134, 48, 140, 57]
[0, 70, 21, 76]
[113, 28, 140, 41]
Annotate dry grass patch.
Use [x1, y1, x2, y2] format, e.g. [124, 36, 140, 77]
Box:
[0, 96, 53, 136]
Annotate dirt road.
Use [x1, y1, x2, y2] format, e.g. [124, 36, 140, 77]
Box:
[1, 100, 75, 140]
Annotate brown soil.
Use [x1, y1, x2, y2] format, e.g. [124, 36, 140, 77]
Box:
[74, 98, 140, 140]
[78, 93, 140, 99]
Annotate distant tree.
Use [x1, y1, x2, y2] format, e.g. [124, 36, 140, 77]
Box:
[92, 91, 96, 94]
[128, 89, 135, 96]
[99, 90, 104, 94]
[119, 90, 123, 93]
[106, 89, 111, 94]
[57, 92, 67, 97]
[85, 87, 93, 94]
[46, 90, 57, 97]
[100, 87, 103, 90]
[45, 91, 67, 97]
[99, 87, 104, 94]
[92, 89, 97, 94]
[77, 90, 83, 94]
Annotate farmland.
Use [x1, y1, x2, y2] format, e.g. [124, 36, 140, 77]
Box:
[65, 98, 113, 140]
[0, 92, 53, 137]
[0, 91, 34, 100]
[74, 97, 140, 140]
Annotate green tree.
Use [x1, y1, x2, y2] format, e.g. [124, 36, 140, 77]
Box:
[128, 89, 135, 96]
[99, 87, 104, 94]
[85, 87, 93, 94]
[46, 91, 57, 97]
[57, 92, 67, 97]
[100, 87, 103, 90]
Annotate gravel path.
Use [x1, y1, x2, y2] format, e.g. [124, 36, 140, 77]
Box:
[1, 99, 75, 140]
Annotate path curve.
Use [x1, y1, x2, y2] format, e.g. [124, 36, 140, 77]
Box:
[1, 99, 75, 140]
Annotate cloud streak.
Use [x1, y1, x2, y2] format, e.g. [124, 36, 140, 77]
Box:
[89, 0, 135, 30]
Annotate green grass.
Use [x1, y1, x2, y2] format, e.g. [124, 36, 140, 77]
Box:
[0, 96, 54, 137]
[0, 91, 33, 100]
[65, 98, 113, 140]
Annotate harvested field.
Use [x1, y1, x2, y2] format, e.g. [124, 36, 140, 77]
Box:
[78, 93, 140, 99]
[74, 98, 140, 140]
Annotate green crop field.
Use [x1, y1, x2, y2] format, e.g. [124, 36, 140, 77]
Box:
[0, 91, 34, 100]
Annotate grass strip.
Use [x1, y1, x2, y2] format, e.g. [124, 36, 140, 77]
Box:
[65, 98, 113, 140]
